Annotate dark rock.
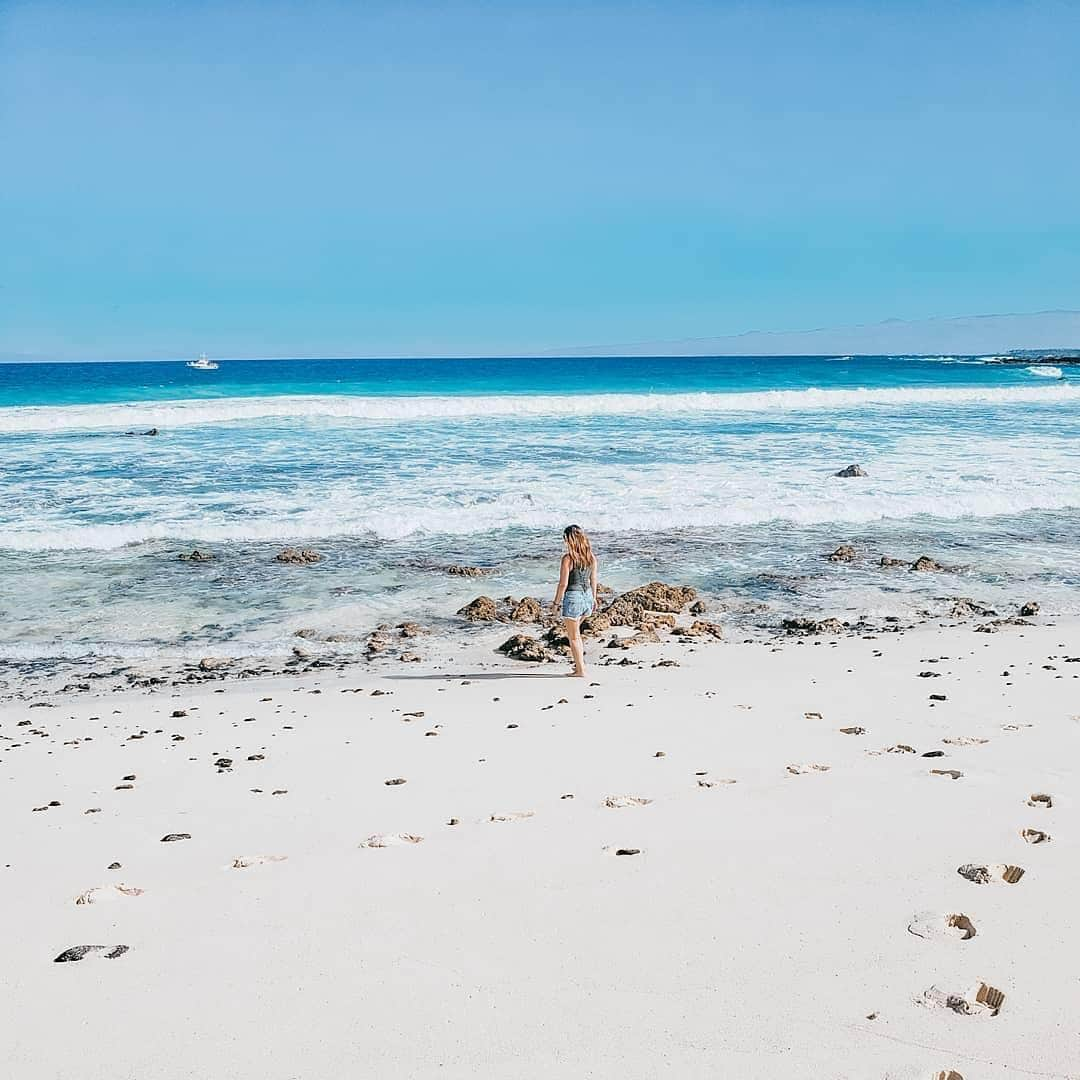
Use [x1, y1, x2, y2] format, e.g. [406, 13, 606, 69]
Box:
[54, 945, 129, 962]
[177, 549, 213, 562]
[782, 617, 845, 635]
[198, 657, 230, 672]
[827, 544, 858, 563]
[274, 547, 322, 565]
[606, 629, 661, 649]
[497, 634, 552, 662]
[688, 600, 707, 615]
[948, 597, 996, 618]
[397, 621, 430, 638]
[835, 464, 867, 478]
[1019, 601, 1040, 617]
[446, 565, 492, 577]
[160, 833, 191, 842]
[125, 428, 158, 437]
[976, 617, 1033, 633]
[879, 556, 909, 569]
[672, 619, 724, 640]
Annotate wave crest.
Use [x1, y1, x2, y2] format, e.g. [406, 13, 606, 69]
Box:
[4, 383, 1080, 432]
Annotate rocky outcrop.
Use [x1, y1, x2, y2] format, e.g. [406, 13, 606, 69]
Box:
[510, 597, 544, 623]
[880, 556, 909, 568]
[125, 428, 159, 437]
[497, 634, 552, 662]
[602, 582, 696, 627]
[689, 600, 707, 615]
[457, 596, 502, 622]
[198, 657, 230, 671]
[580, 611, 613, 637]
[178, 549, 214, 562]
[1019, 601, 1040, 617]
[827, 544, 858, 563]
[835, 464, 867, 478]
[274, 547, 322, 565]
[397, 621, 430, 638]
[782, 617, 845, 635]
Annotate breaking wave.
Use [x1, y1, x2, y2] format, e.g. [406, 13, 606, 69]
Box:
[3, 382, 1080, 432]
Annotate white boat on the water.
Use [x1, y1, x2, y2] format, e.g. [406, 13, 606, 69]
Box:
[186, 353, 219, 371]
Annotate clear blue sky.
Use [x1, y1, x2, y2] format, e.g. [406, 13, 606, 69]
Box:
[2, 1, 1078, 359]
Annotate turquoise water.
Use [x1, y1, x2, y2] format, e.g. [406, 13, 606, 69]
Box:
[1, 355, 1078, 670]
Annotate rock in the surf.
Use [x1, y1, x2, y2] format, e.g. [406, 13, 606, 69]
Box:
[827, 544, 858, 563]
[274, 547, 322, 565]
[834, 464, 867, 477]
[178, 549, 214, 562]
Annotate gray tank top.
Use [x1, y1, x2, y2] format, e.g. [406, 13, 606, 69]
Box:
[567, 561, 592, 592]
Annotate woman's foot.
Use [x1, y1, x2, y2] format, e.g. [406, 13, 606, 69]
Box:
[569, 668, 586, 678]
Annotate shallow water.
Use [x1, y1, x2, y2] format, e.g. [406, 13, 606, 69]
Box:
[1, 354, 1078, 669]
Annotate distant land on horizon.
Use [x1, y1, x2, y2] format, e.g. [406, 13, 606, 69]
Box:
[2, 309, 1078, 364]
[558, 309, 1080, 358]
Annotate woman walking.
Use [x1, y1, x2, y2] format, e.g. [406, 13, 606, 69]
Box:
[552, 524, 598, 677]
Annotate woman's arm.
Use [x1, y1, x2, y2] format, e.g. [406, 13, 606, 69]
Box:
[590, 557, 598, 597]
[552, 554, 570, 611]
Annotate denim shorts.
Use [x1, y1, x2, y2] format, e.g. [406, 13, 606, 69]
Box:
[562, 589, 594, 619]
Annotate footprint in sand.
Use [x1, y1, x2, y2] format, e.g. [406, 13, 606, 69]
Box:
[74, 885, 144, 905]
[54, 945, 129, 963]
[917, 981, 1004, 1017]
[907, 911, 977, 941]
[1021, 828, 1051, 844]
[603, 795, 652, 808]
[697, 778, 737, 788]
[930, 769, 963, 780]
[942, 736, 988, 746]
[957, 863, 1024, 885]
[1027, 792, 1053, 808]
[786, 763, 830, 775]
[231, 855, 288, 869]
[488, 810, 535, 823]
[360, 833, 423, 848]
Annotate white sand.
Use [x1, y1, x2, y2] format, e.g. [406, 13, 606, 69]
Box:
[2, 621, 1078, 1079]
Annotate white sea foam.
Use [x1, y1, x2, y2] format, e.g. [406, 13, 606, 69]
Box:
[1026, 365, 1064, 379]
[4, 452, 1078, 551]
[3, 382, 1080, 432]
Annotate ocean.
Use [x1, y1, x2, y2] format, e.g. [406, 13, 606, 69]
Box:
[2, 355, 1078, 678]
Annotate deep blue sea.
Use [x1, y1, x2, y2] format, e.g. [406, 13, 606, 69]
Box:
[2, 354, 1078, 673]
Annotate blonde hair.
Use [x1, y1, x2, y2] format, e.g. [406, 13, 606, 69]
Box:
[563, 524, 594, 570]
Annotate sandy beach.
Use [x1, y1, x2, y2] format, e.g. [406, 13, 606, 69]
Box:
[3, 612, 1077, 1080]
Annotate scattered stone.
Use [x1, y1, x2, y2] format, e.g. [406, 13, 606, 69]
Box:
[384, 777, 407, 786]
[948, 597, 996, 618]
[396, 622, 430, 638]
[198, 658, 230, 672]
[160, 833, 191, 842]
[688, 599, 707, 615]
[171, 709, 188, 718]
[446, 565, 492, 577]
[834, 464, 867, 478]
[602, 582, 697, 627]
[1019, 601, 1040, 617]
[880, 556, 909, 569]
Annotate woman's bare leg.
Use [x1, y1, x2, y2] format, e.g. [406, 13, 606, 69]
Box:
[563, 617, 586, 676]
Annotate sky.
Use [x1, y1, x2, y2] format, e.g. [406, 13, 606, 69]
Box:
[2, 0, 1079, 360]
